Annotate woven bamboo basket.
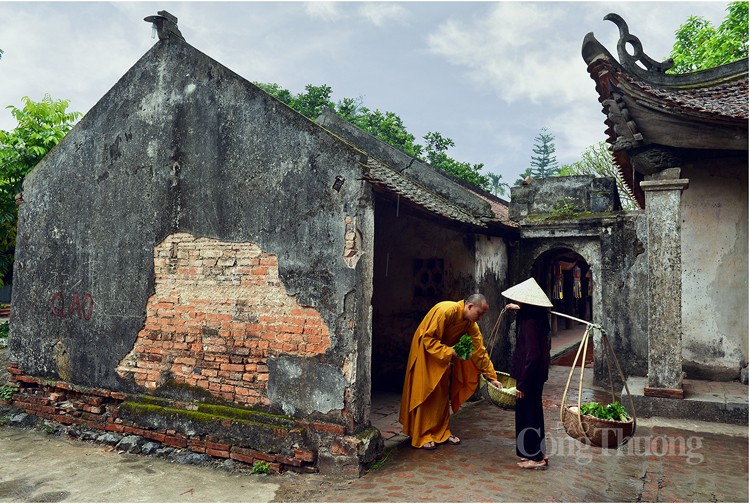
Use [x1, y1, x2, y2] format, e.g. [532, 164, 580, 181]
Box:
[562, 406, 635, 448]
[557, 316, 637, 449]
[479, 372, 517, 409]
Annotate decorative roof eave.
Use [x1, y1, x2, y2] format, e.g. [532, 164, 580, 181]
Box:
[581, 14, 749, 208]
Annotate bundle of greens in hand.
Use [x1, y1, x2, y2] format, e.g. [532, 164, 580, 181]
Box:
[453, 334, 474, 360]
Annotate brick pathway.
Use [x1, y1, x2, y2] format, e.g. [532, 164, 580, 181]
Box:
[320, 365, 748, 502]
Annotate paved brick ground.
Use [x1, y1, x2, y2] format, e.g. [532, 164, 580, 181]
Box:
[286, 365, 748, 502]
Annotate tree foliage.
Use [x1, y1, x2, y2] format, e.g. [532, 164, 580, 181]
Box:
[515, 127, 561, 185]
[255, 81, 494, 192]
[423, 131, 489, 190]
[559, 141, 639, 210]
[0, 95, 81, 285]
[528, 127, 560, 179]
[668, 1, 748, 74]
[338, 97, 424, 159]
[486, 172, 509, 198]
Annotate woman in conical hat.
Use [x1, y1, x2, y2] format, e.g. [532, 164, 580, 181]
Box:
[502, 277, 553, 308]
[503, 277, 552, 470]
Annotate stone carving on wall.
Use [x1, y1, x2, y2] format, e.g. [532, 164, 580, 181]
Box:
[631, 147, 684, 176]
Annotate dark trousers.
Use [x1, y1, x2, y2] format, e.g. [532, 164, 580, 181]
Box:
[515, 383, 546, 461]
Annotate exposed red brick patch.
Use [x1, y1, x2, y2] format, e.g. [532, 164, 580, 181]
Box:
[116, 233, 331, 406]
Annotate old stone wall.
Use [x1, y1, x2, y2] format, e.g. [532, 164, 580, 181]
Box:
[509, 177, 648, 386]
[6, 360, 381, 474]
[596, 214, 649, 382]
[680, 159, 748, 380]
[8, 37, 377, 472]
[509, 175, 622, 221]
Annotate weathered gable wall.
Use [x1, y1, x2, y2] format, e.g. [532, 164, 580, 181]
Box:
[10, 37, 374, 432]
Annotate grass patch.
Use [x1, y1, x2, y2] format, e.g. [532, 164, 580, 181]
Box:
[0, 321, 8, 348]
[250, 460, 272, 474]
[0, 383, 19, 401]
[370, 447, 393, 470]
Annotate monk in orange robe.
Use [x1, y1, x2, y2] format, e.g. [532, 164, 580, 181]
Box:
[399, 293, 502, 449]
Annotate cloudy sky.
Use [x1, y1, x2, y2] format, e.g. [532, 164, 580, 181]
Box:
[0, 1, 731, 186]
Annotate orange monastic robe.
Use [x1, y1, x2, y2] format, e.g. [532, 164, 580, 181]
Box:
[399, 300, 498, 448]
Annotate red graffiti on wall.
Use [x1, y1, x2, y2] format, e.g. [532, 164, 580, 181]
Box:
[51, 291, 94, 320]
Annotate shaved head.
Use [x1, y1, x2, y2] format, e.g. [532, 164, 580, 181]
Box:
[465, 293, 487, 306]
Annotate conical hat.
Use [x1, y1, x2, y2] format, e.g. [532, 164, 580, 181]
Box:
[501, 278, 552, 307]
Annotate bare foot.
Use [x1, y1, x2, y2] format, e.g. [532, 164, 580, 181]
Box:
[517, 459, 548, 470]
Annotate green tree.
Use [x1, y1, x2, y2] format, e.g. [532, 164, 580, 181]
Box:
[255, 81, 492, 191]
[560, 141, 639, 210]
[0, 95, 81, 285]
[423, 131, 489, 191]
[486, 172, 509, 198]
[255, 82, 333, 119]
[668, 1, 748, 74]
[291, 84, 334, 120]
[343, 101, 423, 159]
[254, 82, 293, 106]
[527, 127, 560, 179]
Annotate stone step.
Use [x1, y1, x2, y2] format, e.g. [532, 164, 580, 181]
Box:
[623, 376, 748, 425]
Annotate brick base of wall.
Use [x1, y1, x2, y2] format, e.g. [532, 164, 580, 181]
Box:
[7, 363, 382, 476]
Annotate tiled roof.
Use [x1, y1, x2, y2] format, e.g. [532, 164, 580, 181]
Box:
[582, 18, 748, 208]
[316, 108, 516, 231]
[463, 187, 517, 228]
[362, 158, 488, 228]
[622, 69, 748, 121]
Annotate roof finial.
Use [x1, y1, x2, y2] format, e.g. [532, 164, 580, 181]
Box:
[144, 10, 185, 41]
[604, 13, 673, 74]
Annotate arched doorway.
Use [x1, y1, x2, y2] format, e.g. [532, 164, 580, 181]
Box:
[532, 248, 594, 366]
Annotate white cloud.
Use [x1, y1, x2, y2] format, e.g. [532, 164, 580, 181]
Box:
[549, 104, 609, 166]
[304, 2, 408, 27]
[427, 3, 593, 105]
[0, 1, 733, 177]
[358, 3, 409, 27]
[304, 2, 344, 23]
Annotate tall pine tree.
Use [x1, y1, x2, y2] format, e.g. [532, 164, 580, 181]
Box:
[528, 127, 560, 179]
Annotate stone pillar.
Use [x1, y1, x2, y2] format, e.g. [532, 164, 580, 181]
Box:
[640, 168, 689, 398]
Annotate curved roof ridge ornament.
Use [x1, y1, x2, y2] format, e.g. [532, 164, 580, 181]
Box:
[605, 13, 674, 75]
[144, 10, 185, 42]
[582, 14, 748, 88]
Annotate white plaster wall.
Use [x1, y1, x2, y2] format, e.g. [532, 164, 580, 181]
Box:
[681, 162, 748, 376]
[475, 235, 507, 285]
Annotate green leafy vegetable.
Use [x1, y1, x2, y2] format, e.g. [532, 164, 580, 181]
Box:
[453, 334, 474, 360]
[579, 401, 630, 422]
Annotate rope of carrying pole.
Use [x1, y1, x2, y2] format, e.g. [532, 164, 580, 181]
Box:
[552, 311, 637, 446]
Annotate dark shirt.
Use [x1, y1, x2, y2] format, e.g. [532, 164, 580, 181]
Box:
[509, 307, 551, 393]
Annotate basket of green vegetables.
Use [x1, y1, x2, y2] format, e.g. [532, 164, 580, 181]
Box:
[562, 401, 635, 448]
[559, 321, 637, 448]
[479, 373, 517, 409]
